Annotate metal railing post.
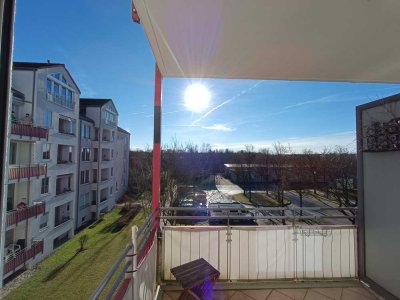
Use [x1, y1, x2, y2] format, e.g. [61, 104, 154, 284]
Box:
[131, 226, 138, 300]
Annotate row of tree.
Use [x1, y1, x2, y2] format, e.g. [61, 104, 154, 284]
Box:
[128, 141, 357, 218]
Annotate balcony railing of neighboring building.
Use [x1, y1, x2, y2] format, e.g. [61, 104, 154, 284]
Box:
[55, 187, 73, 196]
[6, 202, 46, 227]
[54, 216, 71, 228]
[8, 164, 47, 180]
[47, 92, 75, 109]
[100, 197, 108, 203]
[3, 240, 44, 277]
[10, 122, 48, 140]
[101, 177, 109, 182]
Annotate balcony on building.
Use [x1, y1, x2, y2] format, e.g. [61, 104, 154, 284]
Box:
[58, 116, 76, 136]
[10, 122, 48, 140]
[101, 148, 111, 161]
[8, 164, 47, 181]
[6, 183, 45, 228]
[46, 85, 75, 110]
[100, 168, 109, 182]
[100, 188, 108, 203]
[55, 174, 73, 196]
[54, 202, 72, 228]
[3, 239, 43, 279]
[6, 202, 45, 228]
[102, 128, 111, 142]
[57, 144, 74, 164]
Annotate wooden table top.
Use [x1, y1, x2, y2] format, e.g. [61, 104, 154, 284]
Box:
[170, 258, 220, 289]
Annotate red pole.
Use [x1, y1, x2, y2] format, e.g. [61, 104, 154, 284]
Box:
[152, 65, 162, 214]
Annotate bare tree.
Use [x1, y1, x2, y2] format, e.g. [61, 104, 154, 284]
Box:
[271, 143, 291, 224]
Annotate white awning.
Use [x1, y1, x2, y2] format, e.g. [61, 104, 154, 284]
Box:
[134, 0, 400, 83]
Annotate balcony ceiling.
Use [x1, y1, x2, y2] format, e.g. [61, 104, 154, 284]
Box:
[134, 0, 400, 83]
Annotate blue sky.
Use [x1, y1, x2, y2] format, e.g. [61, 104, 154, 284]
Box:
[13, 0, 400, 152]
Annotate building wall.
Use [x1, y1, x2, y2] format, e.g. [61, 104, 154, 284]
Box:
[357, 97, 400, 299]
[115, 129, 130, 201]
[3, 66, 80, 271]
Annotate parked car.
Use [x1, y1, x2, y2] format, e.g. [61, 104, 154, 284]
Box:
[208, 200, 256, 225]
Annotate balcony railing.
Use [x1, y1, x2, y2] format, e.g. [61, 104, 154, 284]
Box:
[11, 123, 48, 139]
[55, 188, 73, 196]
[3, 241, 44, 276]
[92, 207, 358, 300]
[6, 202, 46, 227]
[100, 197, 108, 203]
[54, 217, 71, 228]
[47, 92, 75, 109]
[8, 164, 47, 180]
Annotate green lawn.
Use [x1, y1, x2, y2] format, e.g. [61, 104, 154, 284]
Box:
[5, 208, 145, 300]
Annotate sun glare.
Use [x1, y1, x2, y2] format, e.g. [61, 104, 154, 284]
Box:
[184, 83, 211, 113]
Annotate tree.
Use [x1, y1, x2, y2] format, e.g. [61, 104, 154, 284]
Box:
[271, 143, 291, 225]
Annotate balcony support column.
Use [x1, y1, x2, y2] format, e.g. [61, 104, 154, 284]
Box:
[152, 65, 162, 218]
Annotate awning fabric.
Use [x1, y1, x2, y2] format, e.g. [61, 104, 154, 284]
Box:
[133, 0, 400, 83]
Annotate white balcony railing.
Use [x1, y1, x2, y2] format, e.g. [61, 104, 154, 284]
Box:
[92, 207, 358, 300]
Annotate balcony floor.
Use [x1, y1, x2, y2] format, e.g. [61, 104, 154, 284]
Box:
[162, 284, 382, 300]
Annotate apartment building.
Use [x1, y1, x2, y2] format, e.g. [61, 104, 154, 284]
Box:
[77, 98, 129, 228]
[115, 127, 130, 201]
[1, 62, 80, 281]
[0, 64, 130, 283]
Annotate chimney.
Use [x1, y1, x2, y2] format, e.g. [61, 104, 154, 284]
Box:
[47, 59, 50, 64]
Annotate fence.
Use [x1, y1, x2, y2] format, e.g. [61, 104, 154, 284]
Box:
[162, 225, 357, 281]
[90, 209, 159, 300]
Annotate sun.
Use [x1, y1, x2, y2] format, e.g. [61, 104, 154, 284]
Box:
[184, 83, 211, 113]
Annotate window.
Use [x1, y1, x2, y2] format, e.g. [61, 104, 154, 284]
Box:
[62, 75, 67, 84]
[80, 170, 89, 184]
[112, 131, 115, 141]
[81, 148, 90, 161]
[47, 79, 52, 94]
[54, 83, 59, 97]
[61, 87, 66, 99]
[111, 150, 114, 158]
[40, 213, 49, 230]
[111, 168, 113, 176]
[53, 73, 60, 80]
[79, 193, 90, 210]
[44, 111, 52, 128]
[67, 90, 72, 102]
[110, 187, 113, 195]
[81, 124, 91, 139]
[41, 177, 49, 194]
[42, 143, 51, 160]
[9, 142, 17, 164]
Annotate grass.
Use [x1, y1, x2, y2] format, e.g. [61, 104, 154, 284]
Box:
[5, 208, 145, 300]
[233, 192, 290, 207]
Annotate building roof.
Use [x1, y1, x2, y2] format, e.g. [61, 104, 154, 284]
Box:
[133, 0, 400, 83]
[13, 61, 81, 93]
[79, 115, 95, 124]
[80, 98, 112, 107]
[117, 126, 131, 135]
[13, 62, 64, 69]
